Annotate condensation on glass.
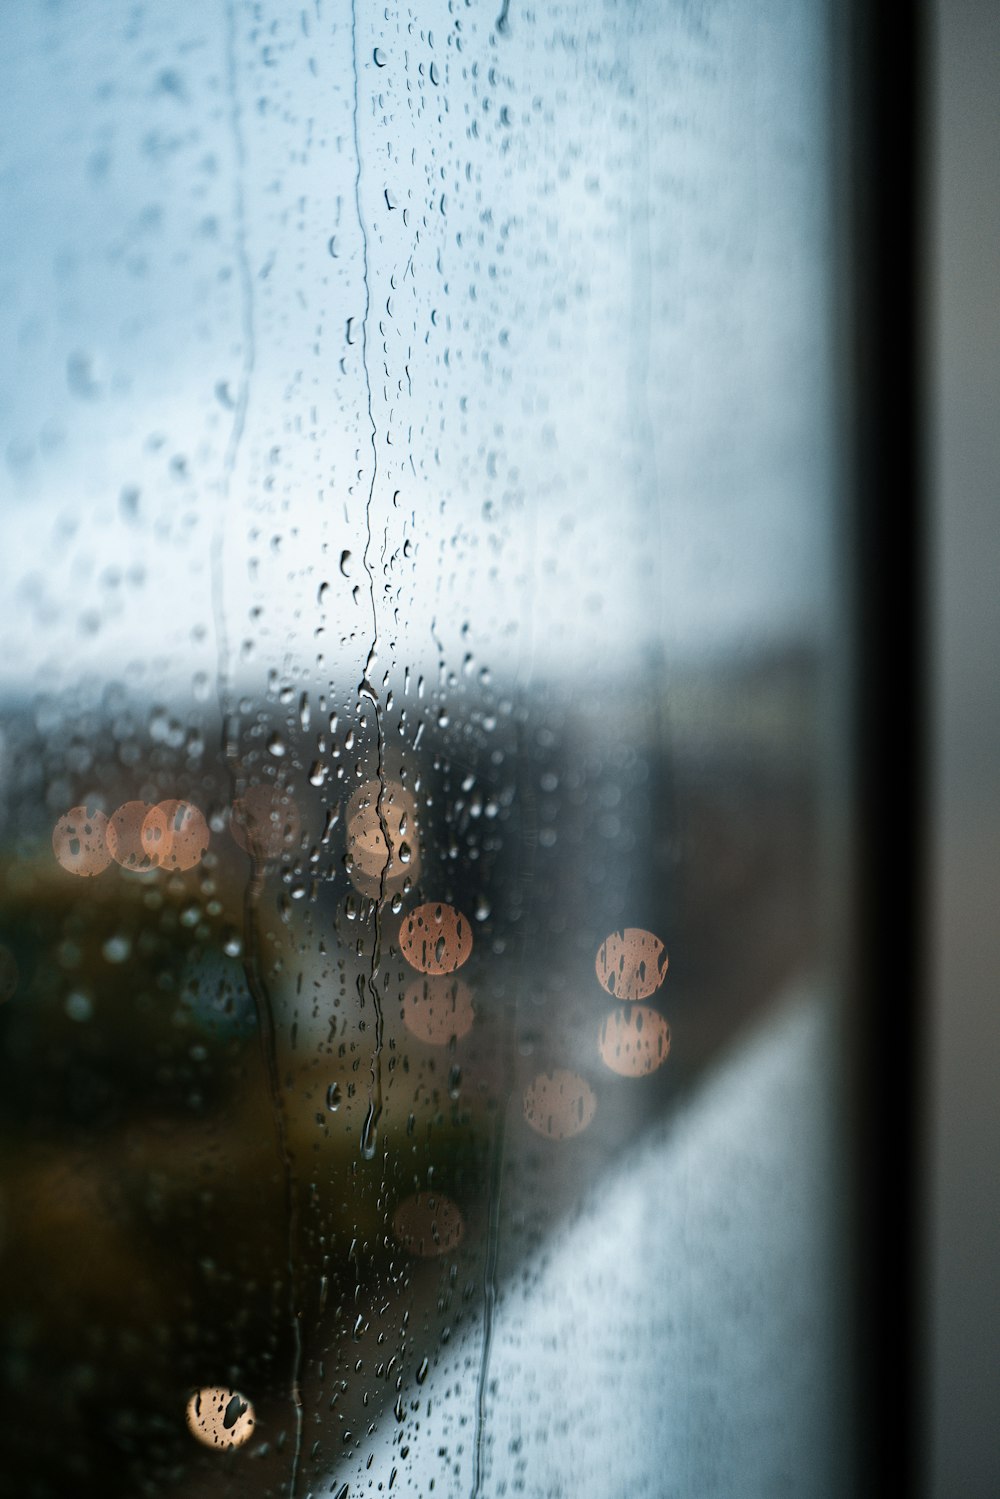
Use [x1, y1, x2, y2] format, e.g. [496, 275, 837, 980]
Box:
[0, 1, 843, 1496]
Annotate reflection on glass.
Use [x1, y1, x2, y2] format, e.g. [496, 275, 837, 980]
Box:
[229, 784, 301, 861]
[402, 976, 475, 1045]
[392, 1192, 465, 1258]
[522, 1069, 597, 1140]
[598, 1006, 671, 1077]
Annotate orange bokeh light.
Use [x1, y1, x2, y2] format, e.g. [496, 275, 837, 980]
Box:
[141, 800, 210, 871]
[347, 845, 422, 902]
[346, 778, 418, 878]
[185, 1387, 256, 1450]
[52, 805, 111, 877]
[399, 902, 473, 975]
[594, 927, 668, 1001]
[522, 1069, 597, 1140]
[106, 801, 158, 870]
[392, 1191, 465, 1257]
[598, 1005, 671, 1077]
[402, 976, 475, 1045]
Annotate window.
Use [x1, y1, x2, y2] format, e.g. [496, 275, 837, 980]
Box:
[0, 2, 854, 1495]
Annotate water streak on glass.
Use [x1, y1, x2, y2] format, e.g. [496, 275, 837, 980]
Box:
[351, 0, 390, 1168]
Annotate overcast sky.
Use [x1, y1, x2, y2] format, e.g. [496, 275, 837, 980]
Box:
[0, 0, 834, 701]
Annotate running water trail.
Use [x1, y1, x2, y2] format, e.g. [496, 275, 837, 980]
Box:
[211, 4, 303, 1491]
[351, 0, 391, 1164]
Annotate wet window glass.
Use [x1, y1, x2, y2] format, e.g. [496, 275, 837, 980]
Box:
[0, 2, 844, 1496]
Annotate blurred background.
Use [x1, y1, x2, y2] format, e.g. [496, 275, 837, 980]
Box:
[0, 0, 994, 1496]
